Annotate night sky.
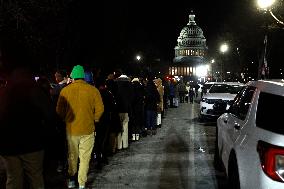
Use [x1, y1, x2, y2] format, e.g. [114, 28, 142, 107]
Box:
[96, 0, 277, 73]
[1, 0, 283, 76]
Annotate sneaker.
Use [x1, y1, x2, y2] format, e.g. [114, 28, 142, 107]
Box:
[67, 180, 76, 188]
[132, 134, 136, 141]
[79, 186, 85, 189]
[135, 134, 139, 141]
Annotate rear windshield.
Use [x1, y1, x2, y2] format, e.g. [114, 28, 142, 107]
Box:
[256, 92, 284, 135]
[203, 84, 213, 89]
[230, 85, 244, 94]
[209, 84, 232, 93]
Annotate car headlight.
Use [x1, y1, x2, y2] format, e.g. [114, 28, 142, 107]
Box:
[201, 98, 207, 102]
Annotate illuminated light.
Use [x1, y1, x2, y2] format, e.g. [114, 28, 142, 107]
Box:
[220, 43, 229, 53]
[196, 65, 208, 77]
[136, 55, 141, 61]
[257, 0, 275, 9]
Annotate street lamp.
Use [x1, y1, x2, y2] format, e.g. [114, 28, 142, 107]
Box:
[255, 0, 284, 79]
[219, 43, 229, 81]
[257, 0, 284, 25]
[134, 55, 142, 76]
[220, 43, 229, 54]
[257, 0, 275, 9]
[136, 55, 141, 61]
[211, 59, 215, 81]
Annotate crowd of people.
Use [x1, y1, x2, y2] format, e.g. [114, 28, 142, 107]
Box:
[0, 62, 201, 189]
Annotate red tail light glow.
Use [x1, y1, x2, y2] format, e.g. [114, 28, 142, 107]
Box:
[257, 140, 284, 183]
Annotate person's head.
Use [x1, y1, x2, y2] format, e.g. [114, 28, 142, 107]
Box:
[54, 70, 67, 83]
[154, 78, 162, 86]
[70, 65, 85, 80]
[84, 70, 94, 84]
[114, 69, 123, 78]
[94, 77, 105, 89]
[131, 77, 139, 83]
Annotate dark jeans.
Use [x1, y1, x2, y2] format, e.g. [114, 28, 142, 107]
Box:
[146, 110, 157, 130]
[2, 150, 44, 189]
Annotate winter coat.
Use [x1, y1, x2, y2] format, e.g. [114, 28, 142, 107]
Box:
[99, 87, 122, 134]
[145, 80, 160, 111]
[130, 80, 145, 127]
[56, 79, 104, 136]
[114, 75, 134, 113]
[0, 70, 54, 155]
[154, 78, 164, 112]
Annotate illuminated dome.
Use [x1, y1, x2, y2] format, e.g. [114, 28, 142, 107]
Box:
[173, 11, 207, 64]
[177, 13, 206, 48]
[170, 11, 208, 79]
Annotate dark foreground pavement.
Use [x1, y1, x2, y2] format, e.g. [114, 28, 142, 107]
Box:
[0, 100, 228, 189]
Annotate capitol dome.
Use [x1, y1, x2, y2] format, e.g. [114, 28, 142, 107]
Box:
[177, 13, 206, 48]
[170, 11, 208, 78]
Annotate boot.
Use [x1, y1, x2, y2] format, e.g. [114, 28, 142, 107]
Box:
[147, 129, 152, 136]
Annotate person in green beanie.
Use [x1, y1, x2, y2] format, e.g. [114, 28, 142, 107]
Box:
[56, 65, 104, 189]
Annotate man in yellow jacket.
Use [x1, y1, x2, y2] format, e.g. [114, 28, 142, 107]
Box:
[56, 65, 104, 189]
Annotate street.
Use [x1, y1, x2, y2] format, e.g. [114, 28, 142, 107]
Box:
[0, 100, 228, 189]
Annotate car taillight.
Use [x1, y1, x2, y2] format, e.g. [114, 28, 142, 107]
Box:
[257, 140, 284, 182]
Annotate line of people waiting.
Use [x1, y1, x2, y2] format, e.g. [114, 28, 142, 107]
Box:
[0, 63, 173, 189]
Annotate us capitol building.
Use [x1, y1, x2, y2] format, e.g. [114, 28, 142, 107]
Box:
[169, 11, 208, 80]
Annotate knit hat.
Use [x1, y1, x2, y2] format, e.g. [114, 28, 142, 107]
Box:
[131, 78, 139, 82]
[70, 65, 85, 79]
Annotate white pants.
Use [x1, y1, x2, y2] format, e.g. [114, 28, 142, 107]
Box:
[174, 98, 179, 107]
[157, 113, 161, 125]
[117, 113, 129, 149]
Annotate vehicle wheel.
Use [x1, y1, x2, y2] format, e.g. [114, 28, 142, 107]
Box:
[199, 114, 206, 122]
[214, 127, 223, 170]
[228, 154, 240, 189]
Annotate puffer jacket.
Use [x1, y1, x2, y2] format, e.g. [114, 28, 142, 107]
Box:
[154, 78, 164, 112]
[56, 80, 104, 136]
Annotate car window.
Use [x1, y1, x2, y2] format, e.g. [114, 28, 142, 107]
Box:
[230, 85, 245, 94]
[209, 84, 232, 93]
[229, 86, 256, 120]
[203, 84, 212, 90]
[256, 92, 284, 134]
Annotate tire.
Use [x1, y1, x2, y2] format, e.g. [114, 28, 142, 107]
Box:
[228, 154, 240, 189]
[199, 114, 206, 122]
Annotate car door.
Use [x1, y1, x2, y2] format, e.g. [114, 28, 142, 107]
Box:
[220, 86, 256, 163]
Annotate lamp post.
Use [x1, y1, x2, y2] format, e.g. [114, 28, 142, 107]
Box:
[256, 0, 284, 79]
[219, 43, 229, 81]
[257, 0, 284, 26]
[211, 59, 215, 81]
[135, 54, 142, 76]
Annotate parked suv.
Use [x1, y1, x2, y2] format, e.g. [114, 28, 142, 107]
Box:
[199, 82, 244, 120]
[215, 80, 284, 189]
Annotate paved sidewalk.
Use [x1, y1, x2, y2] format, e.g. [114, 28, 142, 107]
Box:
[0, 96, 200, 189]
